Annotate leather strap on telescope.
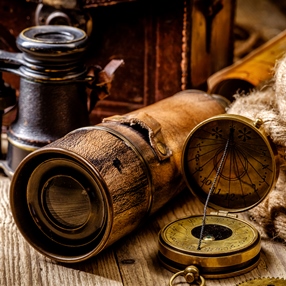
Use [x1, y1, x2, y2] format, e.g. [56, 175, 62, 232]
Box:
[103, 112, 172, 161]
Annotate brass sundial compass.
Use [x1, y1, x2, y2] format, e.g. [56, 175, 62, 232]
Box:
[158, 114, 279, 283]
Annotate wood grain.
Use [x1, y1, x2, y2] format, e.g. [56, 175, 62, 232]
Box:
[1, 172, 286, 285]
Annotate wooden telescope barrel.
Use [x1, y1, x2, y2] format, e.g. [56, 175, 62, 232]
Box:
[10, 90, 228, 263]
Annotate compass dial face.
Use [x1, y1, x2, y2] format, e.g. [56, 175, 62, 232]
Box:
[158, 214, 261, 277]
[161, 215, 258, 255]
[182, 114, 278, 211]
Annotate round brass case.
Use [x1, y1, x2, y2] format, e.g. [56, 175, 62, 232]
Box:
[182, 114, 278, 212]
[158, 114, 279, 278]
[158, 215, 261, 278]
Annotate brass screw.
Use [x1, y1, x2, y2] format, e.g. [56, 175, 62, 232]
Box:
[185, 272, 195, 283]
[157, 142, 167, 155]
[254, 118, 263, 128]
[169, 265, 205, 286]
[184, 266, 199, 283]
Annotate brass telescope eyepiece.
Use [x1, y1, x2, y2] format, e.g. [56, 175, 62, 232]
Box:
[11, 149, 112, 262]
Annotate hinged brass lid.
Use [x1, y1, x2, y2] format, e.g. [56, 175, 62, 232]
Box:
[181, 114, 279, 213]
[210, 210, 237, 218]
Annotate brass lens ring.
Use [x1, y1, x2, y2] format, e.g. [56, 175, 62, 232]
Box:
[27, 157, 106, 244]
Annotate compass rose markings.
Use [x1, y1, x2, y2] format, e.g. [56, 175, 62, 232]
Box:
[182, 115, 277, 224]
[238, 127, 252, 142]
[211, 126, 223, 139]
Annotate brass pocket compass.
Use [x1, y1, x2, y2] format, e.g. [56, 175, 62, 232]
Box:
[158, 114, 279, 283]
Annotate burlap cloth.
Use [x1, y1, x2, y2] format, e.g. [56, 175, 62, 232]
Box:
[227, 55, 286, 241]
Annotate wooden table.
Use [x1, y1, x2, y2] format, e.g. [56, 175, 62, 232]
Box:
[1, 173, 286, 286]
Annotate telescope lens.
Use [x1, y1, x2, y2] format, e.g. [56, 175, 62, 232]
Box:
[43, 175, 91, 229]
[34, 32, 74, 42]
[22, 157, 107, 248]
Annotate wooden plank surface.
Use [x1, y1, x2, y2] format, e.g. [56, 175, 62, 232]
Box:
[1, 173, 286, 286]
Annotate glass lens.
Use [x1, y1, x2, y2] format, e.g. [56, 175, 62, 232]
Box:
[43, 175, 91, 229]
[34, 32, 74, 42]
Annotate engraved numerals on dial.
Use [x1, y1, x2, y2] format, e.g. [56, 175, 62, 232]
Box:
[163, 216, 258, 254]
[182, 115, 277, 211]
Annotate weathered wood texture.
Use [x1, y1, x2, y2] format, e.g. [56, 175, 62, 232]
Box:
[1, 173, 286, 286]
